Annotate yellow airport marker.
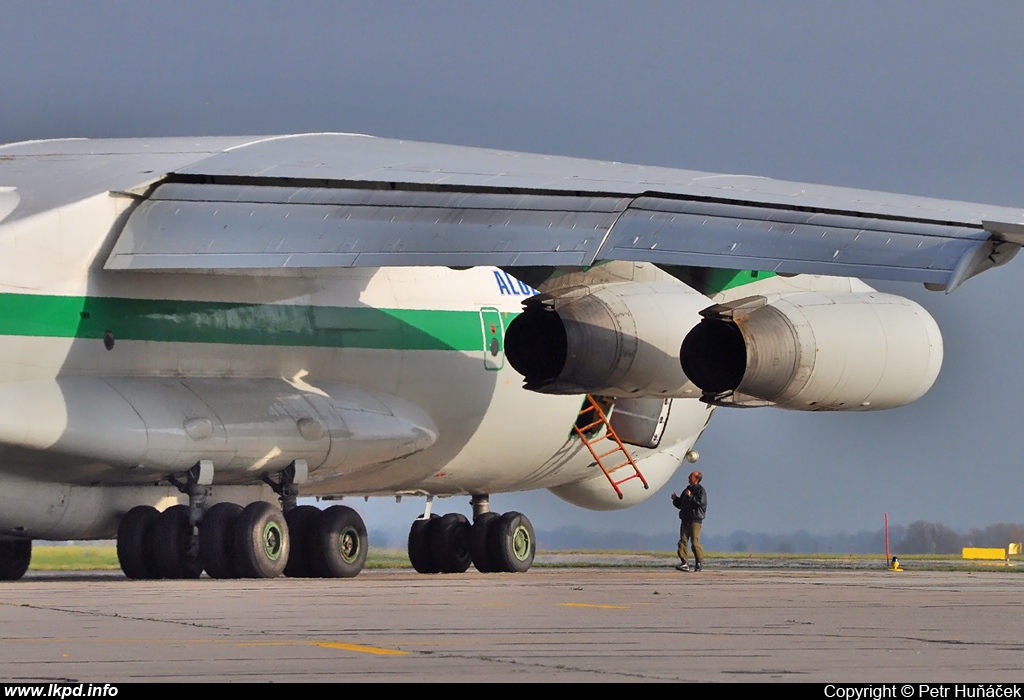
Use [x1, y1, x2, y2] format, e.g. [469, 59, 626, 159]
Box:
[962, 547, 1006, 561]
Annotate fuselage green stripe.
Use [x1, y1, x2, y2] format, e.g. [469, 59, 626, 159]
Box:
[0, 293, 486, 351]
[703, 269, 777, 294]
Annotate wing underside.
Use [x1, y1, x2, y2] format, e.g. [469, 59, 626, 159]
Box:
[106, 176, 1017, 291]
[2, 133, 1017, 292]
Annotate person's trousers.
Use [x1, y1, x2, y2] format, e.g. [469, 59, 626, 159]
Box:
[678, 521, 703, 564]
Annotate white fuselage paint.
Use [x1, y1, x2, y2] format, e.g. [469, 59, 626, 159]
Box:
[0, 192, 714, 539]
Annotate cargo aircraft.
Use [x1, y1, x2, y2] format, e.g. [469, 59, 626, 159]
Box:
[0, 133, 1020, 581]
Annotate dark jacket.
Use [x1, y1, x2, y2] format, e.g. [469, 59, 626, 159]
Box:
[673, 483, 707, 523]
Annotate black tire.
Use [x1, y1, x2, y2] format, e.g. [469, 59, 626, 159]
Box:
[117, 505, 160, 580]
[0, 540, 31, 581]
[407, 514, 440, 574]
[200, 502, 243, 579]
[470, 511, 500, 573]
[430, 513, 471, 574]
[284, 505, 322, 578]
[151, 505, 202, 579]
[488, 511, 535, 573]
[233, 502, 289, 579]
[311, 505, 368, 578]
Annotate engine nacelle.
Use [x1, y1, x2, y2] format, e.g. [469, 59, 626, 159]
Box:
[505, 282, 707, 397]
[679, 292, 942, 411]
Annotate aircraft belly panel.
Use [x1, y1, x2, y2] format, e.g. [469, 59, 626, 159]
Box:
[0, 377, 437, 485]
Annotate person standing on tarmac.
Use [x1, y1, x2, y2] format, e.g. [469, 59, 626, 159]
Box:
[671, 471, 706, 572]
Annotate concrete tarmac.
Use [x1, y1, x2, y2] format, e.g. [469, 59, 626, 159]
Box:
[1, 567, 1022, 682]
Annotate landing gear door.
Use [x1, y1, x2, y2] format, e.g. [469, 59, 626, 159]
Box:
[480, 307, 505, 371]
[609, 398, 672, 448]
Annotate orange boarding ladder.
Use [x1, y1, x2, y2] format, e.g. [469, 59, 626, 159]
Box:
[573, 395, 649, 500]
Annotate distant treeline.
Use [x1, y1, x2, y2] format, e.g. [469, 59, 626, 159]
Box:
[371, 522, 1024, 555]
[707, 522, 1024, 555]
[892, 521, 1024, 555]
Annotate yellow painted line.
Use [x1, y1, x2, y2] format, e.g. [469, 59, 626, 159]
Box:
[1, 638, 407, 654]
[313, 642, 409, 656]
[561, 602, 628, 610]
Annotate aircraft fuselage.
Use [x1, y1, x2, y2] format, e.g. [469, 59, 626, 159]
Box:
[0, 191, 711, 540]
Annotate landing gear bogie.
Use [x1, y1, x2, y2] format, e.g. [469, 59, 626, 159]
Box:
[430, 513, 472, 574]
[408, 502, 537, 575]
[488, 511, 535, 573]
[0, 540, 32, 581]
[312, 505, 368, 578]
[470, 511, 500, 573]
[284, 504, 322, 578]
[151, 504, 203, 579]
[408, 514, 440, 574]
[117, 505, 160, 580]
[199, 502, 243, 579]
[233, 501, 290, 579]
[116, 497, 372, 581]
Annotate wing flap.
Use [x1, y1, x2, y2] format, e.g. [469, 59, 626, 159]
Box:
[602, 197, 986, 285]
[105, 177, 1008, 290]
[106, 183, 627, 271]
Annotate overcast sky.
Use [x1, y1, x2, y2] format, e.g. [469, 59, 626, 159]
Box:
[3, 2, 1024, 536]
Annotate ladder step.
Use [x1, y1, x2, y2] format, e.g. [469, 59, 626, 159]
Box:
[611, 472, 649, 488]
[573, 394, 650, 499]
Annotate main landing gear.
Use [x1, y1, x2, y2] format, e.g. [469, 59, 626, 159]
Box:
[115, 460, 368, 580]
[0, 539, 32, 581]
[407, 495, 536, 574]
[283, 504, 367, 578]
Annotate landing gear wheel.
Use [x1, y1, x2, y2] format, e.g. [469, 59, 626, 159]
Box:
[233, 502, 289, 578]
[408, 514, 440, 574]
[151, 505, 202, 579]
[470, 511, 500, 573]
[117, 505, 160, 580]
[489, 511, 535, 573]
[284, 505, 322, 578]
[311, 505, 368, 578]
[0, 540, 31, 581]
[430, 513, 471, 574]
[200, 502, 243, 579]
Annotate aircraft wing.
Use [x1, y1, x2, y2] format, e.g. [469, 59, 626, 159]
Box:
[6, 134, 1024, 291]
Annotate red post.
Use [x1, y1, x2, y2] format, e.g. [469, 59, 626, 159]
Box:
[885, 512, 890, 564]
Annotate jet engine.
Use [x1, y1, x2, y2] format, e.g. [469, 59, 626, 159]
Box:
[679, 292, 942, 410]
[505, 282, 708, 397]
